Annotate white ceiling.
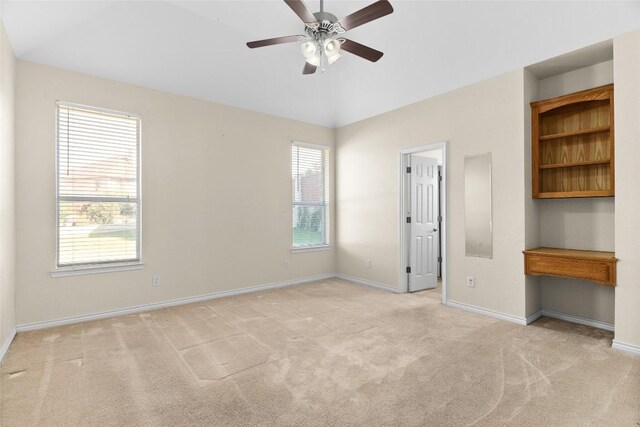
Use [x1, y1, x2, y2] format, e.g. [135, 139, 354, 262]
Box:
[2, 1, 640, 127]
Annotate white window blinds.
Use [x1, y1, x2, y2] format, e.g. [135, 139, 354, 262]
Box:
[291, 143, 329, 247]
[56, 103, 140, 267]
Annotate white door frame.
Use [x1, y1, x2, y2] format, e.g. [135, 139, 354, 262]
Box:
[399, 142, 448, 304]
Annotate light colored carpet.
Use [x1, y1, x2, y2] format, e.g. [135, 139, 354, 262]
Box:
[422, 280, 442, 301]
[1, 278, 638, 426]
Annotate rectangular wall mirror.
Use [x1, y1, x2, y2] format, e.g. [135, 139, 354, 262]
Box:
[464, 153, 493, 258]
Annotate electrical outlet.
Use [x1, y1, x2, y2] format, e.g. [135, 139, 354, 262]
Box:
[283, 259, 289, 269]
[365, 259, 372, 269]
[466, 276, 475, 288]
[152, 276, 161, 287]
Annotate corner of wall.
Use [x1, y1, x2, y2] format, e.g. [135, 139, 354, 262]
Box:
[613, 29, 640, 350]
[0, 19, 18, 357]
[523, 68, 542, 317]
[331, 125, 339, 275]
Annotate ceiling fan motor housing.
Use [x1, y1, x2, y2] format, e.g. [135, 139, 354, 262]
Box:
[307, 11, 345, 36]
[313, 11, 337, 24]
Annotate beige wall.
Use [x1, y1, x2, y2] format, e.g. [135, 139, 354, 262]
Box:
[15, 61, 335, 326]
[534, 61, 616, 324]
[0, 23, 16, 348]
[523, 69, 541, 317]
[538, 198, 615, 324]
[613, 30, 640, 348]
[538, 60, 613, 100]
[336, 70, 529, 319]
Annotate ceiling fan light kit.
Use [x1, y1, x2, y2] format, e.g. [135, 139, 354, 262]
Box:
[299, 35, 343, 71]
[246, 0, 393, 75]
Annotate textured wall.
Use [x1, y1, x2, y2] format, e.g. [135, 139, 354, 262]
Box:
[535, 60, 615, 325]
[15, 61, 335, 326]
[613, 30, 640, 348]
[0, 22, 16, 350]
[336, 70, 529, 318]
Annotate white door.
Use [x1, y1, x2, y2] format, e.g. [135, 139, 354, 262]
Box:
[409, 155, 439, 292]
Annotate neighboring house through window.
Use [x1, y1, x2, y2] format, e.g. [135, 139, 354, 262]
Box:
[56, 102, 141, 267]
[291, 142, 329, 249]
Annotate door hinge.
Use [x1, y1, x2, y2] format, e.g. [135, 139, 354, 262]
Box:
[438, 215, 442, 222]
[438, 256, 443, 262]
[406, 166, 411, 173]
[406, 217, 411, 223]
[438, 174, 443, 182]
[406, 266, 411, 274]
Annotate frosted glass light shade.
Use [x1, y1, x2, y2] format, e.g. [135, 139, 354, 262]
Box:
[327, 52, 341, 65]
[323, 38, 341, 54]
[300, 40, 318, 59]
[323, 38, 342, 65]
[300, 38, 342, 69]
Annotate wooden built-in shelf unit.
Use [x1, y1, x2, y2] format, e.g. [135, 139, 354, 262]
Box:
[531, 84, 614, 198]
[523, 248, 616, 287]
[525, 85, 617, 286]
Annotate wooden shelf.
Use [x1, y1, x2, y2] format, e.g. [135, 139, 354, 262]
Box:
[539, 159, 611, 170]
[538, 125, 610, 141]
[531, 85, 614, 198]
[523, 247, 616, 287]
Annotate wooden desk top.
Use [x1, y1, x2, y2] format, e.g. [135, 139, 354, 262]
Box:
[523, 247, 616, 261]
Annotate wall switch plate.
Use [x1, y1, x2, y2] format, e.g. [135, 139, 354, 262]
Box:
[283, 260, 289, 269]
[466, 276, 475, 288]
[152, 276, 161, 287]
[366, 259, 372, 268]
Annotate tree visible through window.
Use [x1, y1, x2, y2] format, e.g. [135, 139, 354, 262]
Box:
[56, 103, 140, 266]
[291, 143, 329, 248]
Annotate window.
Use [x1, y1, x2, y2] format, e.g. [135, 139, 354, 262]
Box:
[56, 103, 140, 267]
[291, 142, 329, 248]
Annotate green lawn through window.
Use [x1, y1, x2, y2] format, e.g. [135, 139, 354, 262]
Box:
[293, 228, 323, 246]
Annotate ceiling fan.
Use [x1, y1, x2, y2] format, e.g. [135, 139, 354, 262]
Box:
[246, 0, 394, 75]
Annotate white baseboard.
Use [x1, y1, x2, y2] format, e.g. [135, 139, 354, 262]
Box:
[0, 327, 17, 362]
[612, 340, 640, 357]
[335, 274, 402, 294]
[515, 308, 614, 331]
[446, 300, 528, 325]
[540, 309, 614, 332]
[418, 301, 615, 334]
[16, 273, 336, 332]
[526, 309, 543, 325]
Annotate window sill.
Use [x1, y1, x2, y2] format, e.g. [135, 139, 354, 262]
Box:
[291, 245, 333, 254]
[50, 262, 145, 278]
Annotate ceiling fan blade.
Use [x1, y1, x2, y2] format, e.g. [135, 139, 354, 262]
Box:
[337, 0, 393, 32]
[303, 62, 317, 75]
[341, 39, 384, 62]
[284, 0, 317, 23]
[246, 35, 300, 49]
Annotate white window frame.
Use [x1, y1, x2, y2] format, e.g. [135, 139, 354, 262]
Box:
[52, 102, 143, 276]
[291, 141, 331, 253]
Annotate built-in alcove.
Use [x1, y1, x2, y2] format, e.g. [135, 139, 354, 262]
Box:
[525, 41, 615, 329]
